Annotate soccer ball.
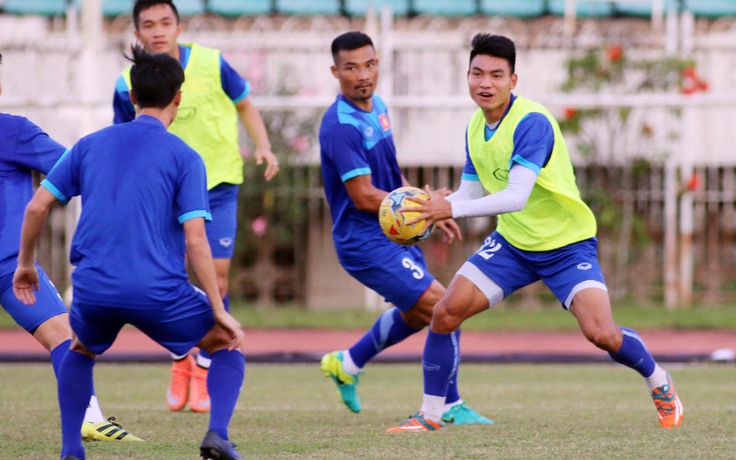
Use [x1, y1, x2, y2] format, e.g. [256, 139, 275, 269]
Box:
[378, 186, 434, 245]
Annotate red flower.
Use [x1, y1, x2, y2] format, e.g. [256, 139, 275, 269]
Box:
[564, 107, 577, 119]
[607, 45, 623, 62]
[686, 173, 700, 191]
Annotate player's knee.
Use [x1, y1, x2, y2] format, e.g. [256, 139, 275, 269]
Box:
[585, 327, 622, 352]
[216, 276, 229, 299]
[403, 304, 432, 328]
[430, 301, 462, 334]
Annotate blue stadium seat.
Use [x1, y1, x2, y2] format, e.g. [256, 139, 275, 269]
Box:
[276, 0, 341, 15]
[209, 0, 272, 17]
[479, 0, 545, 18]
[344, 0, 410, 17]
[413, 0, 477, 16]
[102, 0, 133, 17]
[683, 0, 736, 18]
[3, 0, 68, 16]
[548, 0, 614, 17]
[173, 0, 205, 16]
[615, 0, 680, 17]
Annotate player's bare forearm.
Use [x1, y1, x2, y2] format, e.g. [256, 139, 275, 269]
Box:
[14, 188, 56, 304]
[183, 218, 225, 313]
[237, 98, 279, 180]
[345, 174, 388, 212]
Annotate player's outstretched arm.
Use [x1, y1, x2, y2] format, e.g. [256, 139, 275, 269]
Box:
[14, 187, 58, 304]
[344, 174, 388, 212]
[236, 98, 279, 181]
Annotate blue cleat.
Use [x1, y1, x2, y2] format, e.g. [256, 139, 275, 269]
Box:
[320, 351, 362, 413]
[442, 403, 494, 425]
[199, 430, 241, 460]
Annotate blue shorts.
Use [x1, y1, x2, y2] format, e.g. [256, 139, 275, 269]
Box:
[69, 284, 216, 356]
[0, 264, 67, 333]
[206, 183, 240, 259]
[466, 231, 607, 309]
[345, 243, 434, 311]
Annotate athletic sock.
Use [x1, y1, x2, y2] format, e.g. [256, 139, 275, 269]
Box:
[197, 350, 212, 369]
[51, 340, 103, 423]
[421, 330, 459, 420]
[348, 307, 422, 368]
[208, 350, 245, 441]
[445, 329, 462, 405]
[645, 364, 669, 392]
[50, 339, 71, 377]
[608, 327, 656, 378]
[421, 394, 446, 423]
[59, 350, 94, 460]
[341, 350, 360, 376]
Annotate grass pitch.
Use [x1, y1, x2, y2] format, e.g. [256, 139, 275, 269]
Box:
[0, 362, 734, 459]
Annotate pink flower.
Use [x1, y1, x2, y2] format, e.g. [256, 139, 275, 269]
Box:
[251, 216, 268, 236]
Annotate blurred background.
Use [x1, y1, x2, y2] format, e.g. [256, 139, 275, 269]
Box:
[1, 0, 734, 311]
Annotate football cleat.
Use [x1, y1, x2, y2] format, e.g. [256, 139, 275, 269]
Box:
[200, 429, 242, 460]
[442, 402, 494, 425]
[81, 417, 144, 442]
[320, 351, 361, 413]
[167, 355, 193, 411]
[386, 412, 444, 433]
[189, 364, 211, 413]
[651, 372, 684, 428]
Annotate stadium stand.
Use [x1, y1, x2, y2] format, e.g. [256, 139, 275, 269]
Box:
[344, 0, 411, 17]
[479, 0, 546, 18]
[412, 0, 477, 16]
[683, 0, 736, 18]
[2, 0, 69, 16]
[548, 0, 615, 17]
[275, 0, 341, 15]
[208, 0, 272, 17]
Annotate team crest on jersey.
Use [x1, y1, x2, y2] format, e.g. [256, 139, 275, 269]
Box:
[378, 113, 391, 131]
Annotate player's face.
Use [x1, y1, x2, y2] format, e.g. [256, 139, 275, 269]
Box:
[467, 54, 517, 123]
[331, 45, 379, 110]
[134, 3, 181, 56]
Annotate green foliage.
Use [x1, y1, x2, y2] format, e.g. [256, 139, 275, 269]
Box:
[1, 363, 735, 459]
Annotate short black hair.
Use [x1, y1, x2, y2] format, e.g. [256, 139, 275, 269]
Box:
[126, 45, 184, 109]
[133, 0, 179, 30]
[331, 31, 374, 64]
[470, 34, 516, 74]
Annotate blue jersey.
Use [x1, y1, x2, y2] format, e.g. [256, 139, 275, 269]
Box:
[112, 44, 250, 123]
[319, 95, 403, 270]
[42, 115, 212, 307]
[461, 95, 554, 180]
[0, 114, 66, 276]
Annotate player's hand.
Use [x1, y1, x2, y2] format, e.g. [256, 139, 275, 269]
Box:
[213, 310, 245, 351]
[254, 146, 280, 181]
[401, 185, 453, 226]
[13, 264, 40, 305]
[435, 218, 463, 244]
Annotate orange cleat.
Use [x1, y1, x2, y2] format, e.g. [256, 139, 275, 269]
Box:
[651, 373, 684, 428]
[386, 412, 444, 433]
[167, 355, 193, 412]
[189, 363, 211, 413]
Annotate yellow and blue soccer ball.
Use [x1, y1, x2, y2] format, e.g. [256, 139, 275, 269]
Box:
[378, 186, 434, 245]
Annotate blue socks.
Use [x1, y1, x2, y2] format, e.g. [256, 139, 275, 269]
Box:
[50, 339, 71, 377]
[207, 350, 245, 441]
[445, 329, 461, 404]
[423, 330, 459, 398]
[349, 307, 421, 368]
[608, 327, 656, 377]
[58, 350, 94, 460]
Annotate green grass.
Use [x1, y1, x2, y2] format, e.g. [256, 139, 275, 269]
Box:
[0, 362, 734, 459]
[1, 301, 735, 331]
